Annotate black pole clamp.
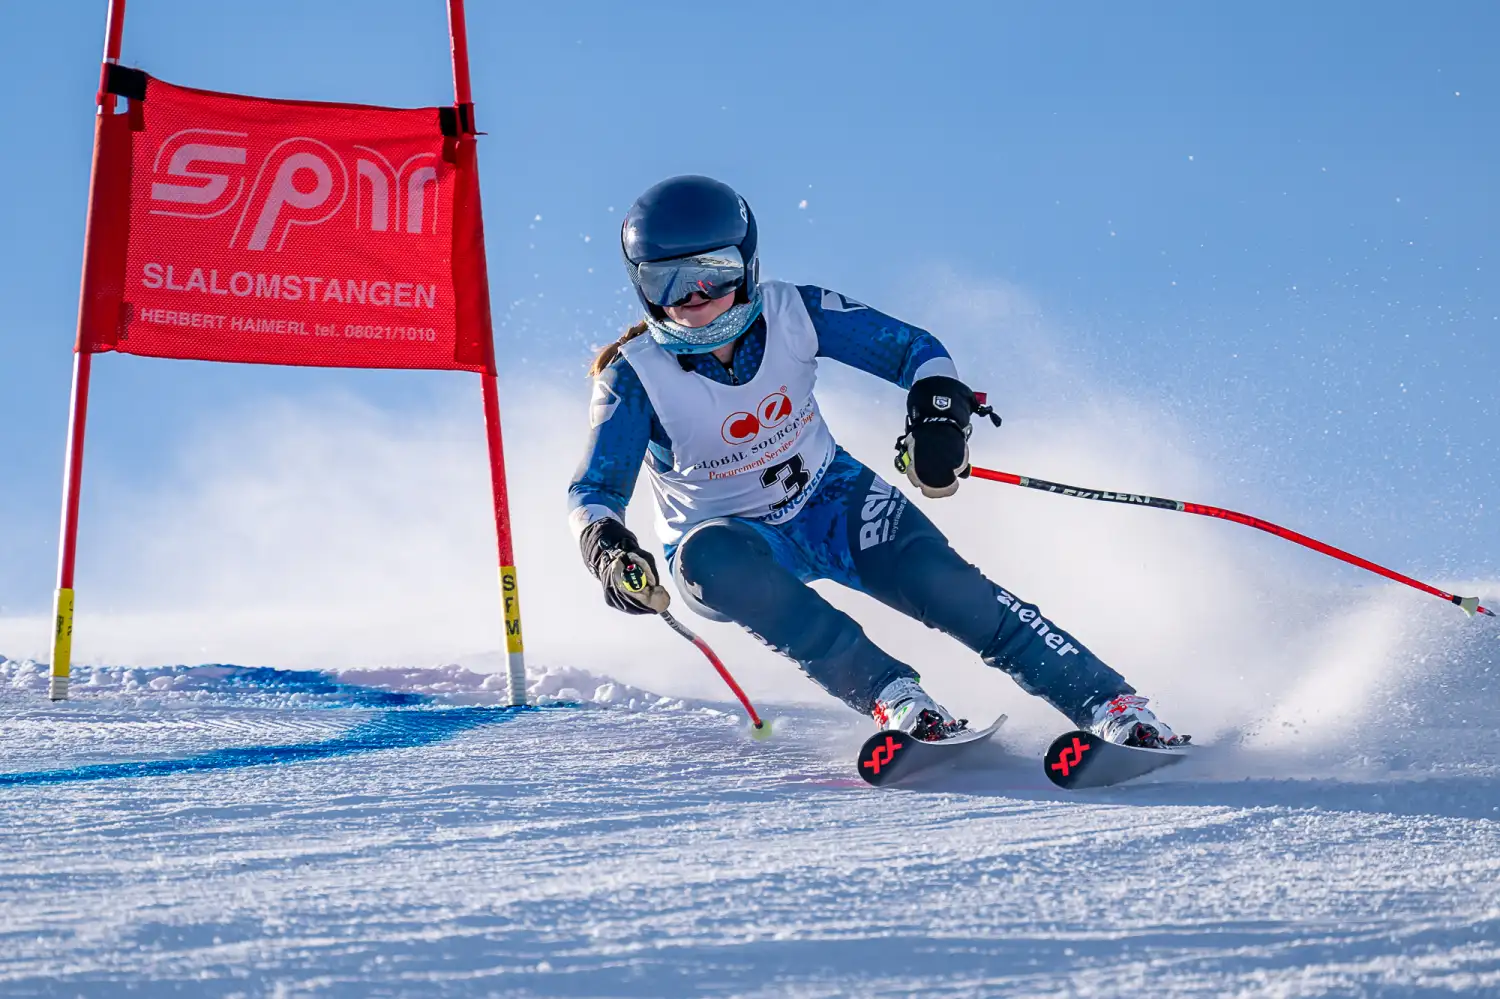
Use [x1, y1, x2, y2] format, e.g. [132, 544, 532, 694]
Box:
[101, 64, 147, 102]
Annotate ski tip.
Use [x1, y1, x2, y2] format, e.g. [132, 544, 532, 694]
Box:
[1043, 731, 1103, 789]
[856, 729, 913, 787]
[1043, 729, 1189, 790]
[750, 719, 773, 741]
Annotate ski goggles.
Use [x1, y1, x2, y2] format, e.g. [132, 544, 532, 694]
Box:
[633, 245, 747, 309]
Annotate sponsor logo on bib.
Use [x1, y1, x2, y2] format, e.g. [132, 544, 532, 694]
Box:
[720, 390, 794, 445]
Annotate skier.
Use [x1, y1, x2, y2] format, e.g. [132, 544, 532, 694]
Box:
[568, 175, 1185, 747]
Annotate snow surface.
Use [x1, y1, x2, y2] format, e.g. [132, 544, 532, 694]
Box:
[2, 92, 1492, 994]
[3, 645, 1500, 997]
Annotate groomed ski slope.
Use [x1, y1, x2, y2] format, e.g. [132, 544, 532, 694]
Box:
[2, 644, 1499, 998]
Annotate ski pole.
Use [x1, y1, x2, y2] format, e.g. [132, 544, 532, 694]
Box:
[659, 610, 772, 740]
[621, 560, 772, 738]
[968, 465, 1494, 618]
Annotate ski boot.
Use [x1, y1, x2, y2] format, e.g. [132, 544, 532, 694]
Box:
[1089, 694, 1190, 749]
[872, 677, 967, 742]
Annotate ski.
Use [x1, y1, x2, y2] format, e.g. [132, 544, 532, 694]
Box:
[856, 715, 1007, 787]
[1043, 730, 1187, 789]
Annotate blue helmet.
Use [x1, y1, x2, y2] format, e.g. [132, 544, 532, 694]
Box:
[621, 175, 762, 354]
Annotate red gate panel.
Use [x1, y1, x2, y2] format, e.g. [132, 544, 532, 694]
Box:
[80, 74, 493, 373]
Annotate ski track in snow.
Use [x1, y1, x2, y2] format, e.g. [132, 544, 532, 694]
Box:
[1, 658, 1499, 997]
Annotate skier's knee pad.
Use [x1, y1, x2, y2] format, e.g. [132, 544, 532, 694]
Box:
[674, 519, 777, 623]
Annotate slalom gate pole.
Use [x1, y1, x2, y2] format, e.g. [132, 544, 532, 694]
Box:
[968, 465, 1494, 618]
[50, 0, 130, 702]
[447, 0, 528, 706]
[659, 612, 771, 740]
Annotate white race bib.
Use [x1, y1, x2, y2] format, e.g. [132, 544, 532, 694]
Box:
[621, 280, 838, 545]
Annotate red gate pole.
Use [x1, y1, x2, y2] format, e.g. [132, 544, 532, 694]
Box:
[447, 0, 528, 706]
[51, 0, 129, 702]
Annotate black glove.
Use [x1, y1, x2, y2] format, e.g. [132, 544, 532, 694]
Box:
[895, 376, 981, 498]
[579, 517, 671, 615]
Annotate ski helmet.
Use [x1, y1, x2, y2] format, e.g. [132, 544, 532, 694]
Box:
[621, 175, 762, 354]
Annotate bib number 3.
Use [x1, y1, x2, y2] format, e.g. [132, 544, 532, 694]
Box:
[761, 454, 811, 511]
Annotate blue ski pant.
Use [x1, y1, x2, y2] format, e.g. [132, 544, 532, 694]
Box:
[666, 450, 1133, 726]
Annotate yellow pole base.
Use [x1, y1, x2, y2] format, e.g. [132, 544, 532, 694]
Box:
[50, 587, 75, 702]
[500, 566, 527, 707]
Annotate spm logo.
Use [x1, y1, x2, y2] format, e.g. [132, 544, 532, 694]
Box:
[149, 129, 441, 251]
[103, 77, 484, 371]
[721, 391, 794, 445]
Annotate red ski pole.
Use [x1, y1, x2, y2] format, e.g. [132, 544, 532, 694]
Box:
[968, 465, 1494, 618]
[621, 559, 772, 738]
[660, 611, 772, 740]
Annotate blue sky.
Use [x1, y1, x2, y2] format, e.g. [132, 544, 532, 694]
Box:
[1, 1, 1496, 618]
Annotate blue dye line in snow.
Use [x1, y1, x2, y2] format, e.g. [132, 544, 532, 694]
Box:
[119, 664, 435, 708]
[0, 706, 540, 788]
[209, 666, 434, 706]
